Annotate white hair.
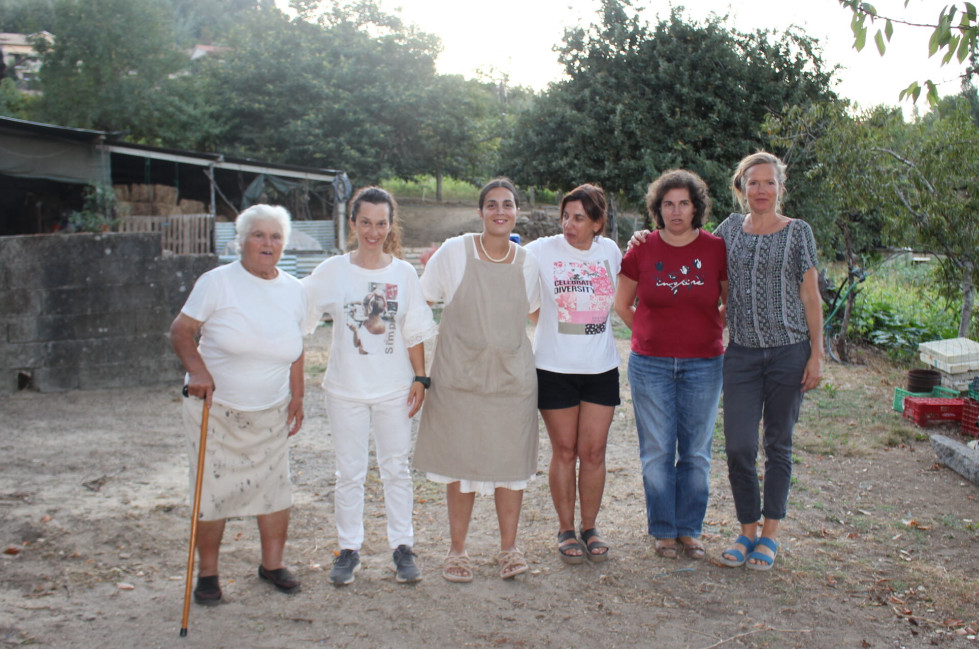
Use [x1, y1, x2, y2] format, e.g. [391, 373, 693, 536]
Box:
[234, 204, 292, 248]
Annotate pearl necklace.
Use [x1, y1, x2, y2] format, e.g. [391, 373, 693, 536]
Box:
[478, 233, 511, 263]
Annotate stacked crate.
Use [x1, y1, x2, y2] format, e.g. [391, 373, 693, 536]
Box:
[902, 397, 964, 427]
[918, 337, 979, 392]
[893, 385, 961, 412]
[962, 377, 979, 438]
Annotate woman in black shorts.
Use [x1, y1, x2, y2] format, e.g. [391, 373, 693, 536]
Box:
[525, 184, 622, 563]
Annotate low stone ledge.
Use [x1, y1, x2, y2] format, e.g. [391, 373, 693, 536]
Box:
[930, 434, 979, 485]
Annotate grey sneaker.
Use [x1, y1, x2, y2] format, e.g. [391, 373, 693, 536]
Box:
[393, 545, 422, 583]
[329, 549, 360, 586]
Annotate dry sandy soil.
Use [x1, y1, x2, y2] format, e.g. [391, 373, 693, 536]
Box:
[2, 326, 978, 649]
[397, 199, 483, 248]
[1, 203, 978, 648]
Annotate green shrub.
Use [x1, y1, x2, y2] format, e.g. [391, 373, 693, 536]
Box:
[381, 175, 559, 206]
[69, 183, 119, 233]
[380, 175, 480, 203]
[838, 258, 959, 360]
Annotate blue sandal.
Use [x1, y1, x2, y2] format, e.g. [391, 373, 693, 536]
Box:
[745, 537, 778, 571]
[718, 535, 756, 567]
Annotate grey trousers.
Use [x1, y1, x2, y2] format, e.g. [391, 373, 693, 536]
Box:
[723, 341, 810, 524]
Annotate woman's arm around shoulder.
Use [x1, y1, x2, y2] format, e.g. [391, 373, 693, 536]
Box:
[521, 246, 543, 313]
[613, 274, 638, 330]
[301, 254, 345, 335]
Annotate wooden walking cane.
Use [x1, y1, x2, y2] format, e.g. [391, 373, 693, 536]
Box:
[180, 394, 210, 638]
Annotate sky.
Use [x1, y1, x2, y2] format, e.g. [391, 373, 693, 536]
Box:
[380, 0, 970, 116]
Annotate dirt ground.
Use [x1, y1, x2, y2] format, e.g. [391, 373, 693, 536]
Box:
[2, 202, 978, 648]
[2, 322, 978, 649]
[397, 199, 483, 248]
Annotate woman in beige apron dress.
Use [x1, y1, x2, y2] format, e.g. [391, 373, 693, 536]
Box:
[414, 178, 539, 583]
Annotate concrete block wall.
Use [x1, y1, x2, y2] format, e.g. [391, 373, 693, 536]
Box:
[0, 233, 216, 394]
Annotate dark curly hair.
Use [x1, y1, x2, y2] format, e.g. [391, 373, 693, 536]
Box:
[643, 169, 711, 231]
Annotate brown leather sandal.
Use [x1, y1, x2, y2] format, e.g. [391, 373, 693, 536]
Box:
[678, 537, 706, 560]
[655, 539, 678, 559]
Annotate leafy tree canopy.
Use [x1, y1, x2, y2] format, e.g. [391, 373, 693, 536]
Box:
[768, 96, 979, 337]
[0, 0, 56, 33]
[505, 0, 838, 212]
[33, 0, 191, 139]
[199, 1, 443, 183]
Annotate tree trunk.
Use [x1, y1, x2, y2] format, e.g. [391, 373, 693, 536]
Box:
[959, 261, 975, 338]
[832, 218, 856, 362]
[838, 288, 857, 364]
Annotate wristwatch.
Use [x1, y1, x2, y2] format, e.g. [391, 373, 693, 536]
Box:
[413, 376, 431, 389]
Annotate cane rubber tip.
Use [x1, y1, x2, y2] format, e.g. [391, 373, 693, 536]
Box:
[179, 628, 188, 637]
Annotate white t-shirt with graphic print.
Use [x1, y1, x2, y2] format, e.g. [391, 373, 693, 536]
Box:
[302, 254, 437, 403]
[525, 234, 622, 374]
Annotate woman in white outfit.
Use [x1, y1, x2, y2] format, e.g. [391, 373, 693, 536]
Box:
[303, 187, 437, 586]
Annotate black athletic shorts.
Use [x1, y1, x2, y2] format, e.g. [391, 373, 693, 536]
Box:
[536, 367, 621, 410]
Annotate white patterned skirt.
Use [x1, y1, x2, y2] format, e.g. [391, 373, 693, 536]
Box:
[182, 397, 293, 521]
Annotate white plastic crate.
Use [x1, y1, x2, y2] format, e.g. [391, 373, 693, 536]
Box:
[918, 337, 979, 374]
[942, 369, 979, 392]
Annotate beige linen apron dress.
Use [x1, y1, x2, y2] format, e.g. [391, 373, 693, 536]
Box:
[413, 235, 538, 482]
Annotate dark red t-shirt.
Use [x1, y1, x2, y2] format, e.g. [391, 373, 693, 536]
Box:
[620, 229, 727, 358]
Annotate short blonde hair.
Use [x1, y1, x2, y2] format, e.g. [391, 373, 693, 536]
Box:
[731, 151, 787, 212]
[235, 204, 292, 248]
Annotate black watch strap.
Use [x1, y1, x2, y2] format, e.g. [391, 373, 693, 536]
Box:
[413, 376, 431, 389]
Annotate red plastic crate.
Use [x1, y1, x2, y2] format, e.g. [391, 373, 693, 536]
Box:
[962, 398, 979, 438]
[902, 397, 964, 426]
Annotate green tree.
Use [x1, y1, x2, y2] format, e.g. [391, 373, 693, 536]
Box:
[506, 1, 838, 211]
[839, 0, 978, 104]
[202, 1, 442, 183]
[0, 77, 37, 118]
[168, 0, 260, 46]
[33, 0, 189, 139]
[0, 0, 56, 32]
[411, 75, 495, 201]
[767, 103, 899, 360]
[886, 104, 979, 336]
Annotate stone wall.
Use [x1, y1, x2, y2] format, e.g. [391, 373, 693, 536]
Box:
[0, 233, 216, 394]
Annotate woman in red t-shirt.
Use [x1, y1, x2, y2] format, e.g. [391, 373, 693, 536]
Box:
[614, 169, 728, 560]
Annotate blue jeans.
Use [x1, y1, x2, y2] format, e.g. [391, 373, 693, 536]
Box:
[628, 352, 723, 539]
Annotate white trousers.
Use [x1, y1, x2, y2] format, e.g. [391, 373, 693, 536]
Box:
[325, 391, 415, 550]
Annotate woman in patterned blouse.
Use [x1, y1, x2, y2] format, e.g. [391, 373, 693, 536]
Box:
[714, 152, 824, 571]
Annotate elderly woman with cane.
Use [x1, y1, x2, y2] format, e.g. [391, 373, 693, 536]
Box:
[170, 204, 306, 605]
